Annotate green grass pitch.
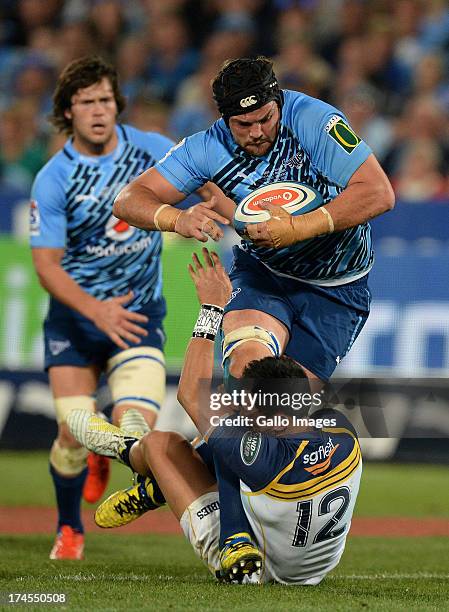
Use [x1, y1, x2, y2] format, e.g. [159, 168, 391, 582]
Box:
[0, 452, 448, 611]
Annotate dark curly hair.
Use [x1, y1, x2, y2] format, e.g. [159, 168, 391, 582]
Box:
[50, 56, 126, 134]
[242, 355, 306, 380]
[240, 356, 310, 420]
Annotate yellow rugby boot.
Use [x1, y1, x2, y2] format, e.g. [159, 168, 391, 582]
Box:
[219, 532, 262, 583]
[95, 475, 165, 528]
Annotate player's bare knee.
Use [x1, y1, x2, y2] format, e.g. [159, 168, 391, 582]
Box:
[50, 438, 88, 477]
[57, 422, 83, 449]
[142, 430, 183, 465]
[228, 344, 270, 378]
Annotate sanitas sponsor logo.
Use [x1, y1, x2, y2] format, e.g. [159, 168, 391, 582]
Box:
[325, 115, 361, 154]
[303, 438, 337, 466]
[86, 235, 152, 258]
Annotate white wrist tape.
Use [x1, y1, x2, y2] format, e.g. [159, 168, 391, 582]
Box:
[192, 304, 224, 341]
[318, 206, 334, 233]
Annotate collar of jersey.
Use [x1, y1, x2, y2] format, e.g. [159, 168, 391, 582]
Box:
[64, 125, 125, 165]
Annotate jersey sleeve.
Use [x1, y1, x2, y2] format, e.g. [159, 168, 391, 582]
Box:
[155, 131, 211, 194]
[29, 165, 67, 248]
[143, 131, 175, 159]
[294, 98, 372, 187]
[207, 426, 296, 491]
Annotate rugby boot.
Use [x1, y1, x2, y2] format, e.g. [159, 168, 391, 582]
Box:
[219, 532, 262, 583]
[82, 452, 110, 504]
[95, 474, 165, 528]
[67, 410, 137, 464]
[119, 408, 151, 437]
[49, 525, 84, 560]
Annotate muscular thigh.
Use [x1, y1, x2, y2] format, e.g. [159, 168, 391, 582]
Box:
[284, 278, 371, 381]
[224, 249, 294, 356]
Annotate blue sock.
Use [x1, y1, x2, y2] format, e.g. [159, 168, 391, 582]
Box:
[50, 464, 87, 534]
[214, 455, 252, 549]
[194, 440, 216, 479]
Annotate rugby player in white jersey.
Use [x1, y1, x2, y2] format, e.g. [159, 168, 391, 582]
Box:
[68, 250, 362, 584]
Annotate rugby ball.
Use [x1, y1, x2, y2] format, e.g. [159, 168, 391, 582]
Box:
[233, 181, 323, 237]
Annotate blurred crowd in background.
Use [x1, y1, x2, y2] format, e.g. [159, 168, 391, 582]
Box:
[1, 0, 449, 203]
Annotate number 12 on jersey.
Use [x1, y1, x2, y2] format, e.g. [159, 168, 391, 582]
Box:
[292, 486, 351, 547]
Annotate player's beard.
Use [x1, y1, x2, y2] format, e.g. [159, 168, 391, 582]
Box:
[244, 139, 273, 156]
[242, 121, 279, 157]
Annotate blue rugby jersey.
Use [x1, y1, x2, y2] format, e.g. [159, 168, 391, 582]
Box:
[30, 124, 173, 309]
[156, 90, 373, 285]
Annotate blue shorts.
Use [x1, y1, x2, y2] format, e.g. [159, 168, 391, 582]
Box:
[224, 247, 371, 381]
[43, 297, 166, 370]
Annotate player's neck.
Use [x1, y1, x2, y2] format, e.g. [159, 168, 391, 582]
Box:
[71, 129, 118, 157]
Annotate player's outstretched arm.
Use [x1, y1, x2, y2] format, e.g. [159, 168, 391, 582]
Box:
[114, 167, 230, 242]
[32, 248, 149, 350]
[177, 248, 232, 433]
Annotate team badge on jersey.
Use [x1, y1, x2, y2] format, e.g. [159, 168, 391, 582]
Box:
[240, 431, 262, 465]
[325, 115, 361, 154]
[105, 215, 135, 241]
[29, 200, 40, 237]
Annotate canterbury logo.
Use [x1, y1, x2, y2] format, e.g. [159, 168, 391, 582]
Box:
[240, 96, 257, 108]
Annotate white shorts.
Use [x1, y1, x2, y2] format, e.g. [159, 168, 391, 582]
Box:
[180, 492, 221, 577]
[179, 492, 327, 585]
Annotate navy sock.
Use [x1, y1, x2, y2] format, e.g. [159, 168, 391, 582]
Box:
[194, 440, 216, 479]
[137, 474, 166, 507]
[50, 464, 87, 533]
[119, 438, 138, 469]
[214, 455, 252, 549]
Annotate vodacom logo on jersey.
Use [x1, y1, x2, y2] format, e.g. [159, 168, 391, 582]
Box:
[105, 215, 135, 241]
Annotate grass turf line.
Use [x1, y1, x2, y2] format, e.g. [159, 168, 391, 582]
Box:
[1, 451, 449, 517]
[0, 535, 448, 611]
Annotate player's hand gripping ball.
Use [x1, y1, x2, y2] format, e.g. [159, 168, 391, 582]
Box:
[233, 181, 323, 243]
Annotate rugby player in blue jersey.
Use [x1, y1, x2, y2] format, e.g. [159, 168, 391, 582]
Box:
[110, 55, 394, 573]
[114, 56, 394, 390]
[29, 56, 228, 560]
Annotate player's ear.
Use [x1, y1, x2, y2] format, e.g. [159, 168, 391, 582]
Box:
[64, 108, 72, 121]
